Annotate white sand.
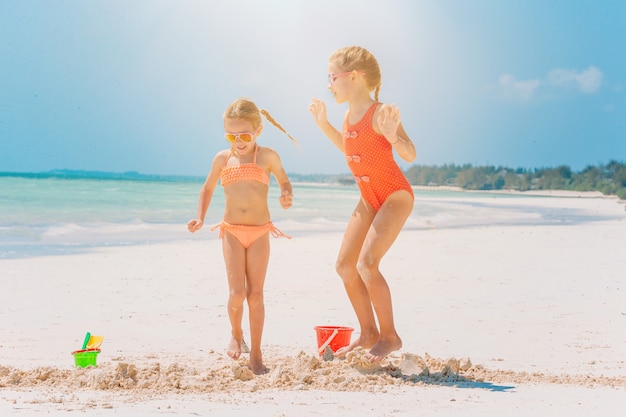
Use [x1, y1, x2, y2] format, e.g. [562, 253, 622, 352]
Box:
[1, 194, 625, 416]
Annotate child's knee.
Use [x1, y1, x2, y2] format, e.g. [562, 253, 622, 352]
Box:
[335, 257, 356, 278]
[246, 289, 264, 308]
[229, 288, 246, 305]
[356, 256, 379, 281]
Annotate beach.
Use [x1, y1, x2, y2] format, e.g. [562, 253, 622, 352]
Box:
[1, 190, 625, 416]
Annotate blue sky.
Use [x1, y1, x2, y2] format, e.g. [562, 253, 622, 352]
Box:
[1, 0, 625, 176]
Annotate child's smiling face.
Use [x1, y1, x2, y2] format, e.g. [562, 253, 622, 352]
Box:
[224, 118, 260, 156]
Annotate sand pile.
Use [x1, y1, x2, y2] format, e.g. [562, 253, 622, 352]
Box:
[2, 349, 624, 395]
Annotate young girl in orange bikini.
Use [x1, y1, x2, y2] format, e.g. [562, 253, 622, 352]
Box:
[308, 46, 416, 362]
[188, 98, 295, 374]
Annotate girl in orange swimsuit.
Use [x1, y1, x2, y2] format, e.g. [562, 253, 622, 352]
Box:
[188, 98, 295, 375]
[309, 46, 417, 362]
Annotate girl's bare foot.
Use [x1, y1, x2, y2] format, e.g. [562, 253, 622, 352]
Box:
[333, 332, 379, 358]
[249, 353, 268, 375]
[227, 337, 244, 360]
[365, 335, 402, 362]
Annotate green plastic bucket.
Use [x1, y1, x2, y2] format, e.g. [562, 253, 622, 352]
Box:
[72, 349, 101, 368]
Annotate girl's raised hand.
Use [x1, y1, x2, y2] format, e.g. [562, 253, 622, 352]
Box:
[308, 98, 328, 126]
[377, 104, 402, 141]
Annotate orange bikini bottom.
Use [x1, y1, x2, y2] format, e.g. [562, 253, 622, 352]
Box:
[211, 221, 291, 249]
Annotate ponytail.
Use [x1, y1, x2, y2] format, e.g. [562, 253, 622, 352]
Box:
[260, 109, 298, 144]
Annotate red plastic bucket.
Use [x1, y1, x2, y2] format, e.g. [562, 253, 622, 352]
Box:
[314, 326, 353, 355]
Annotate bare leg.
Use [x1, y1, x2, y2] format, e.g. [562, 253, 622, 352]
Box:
[244, 233, 270, 375]
[359, 191, 414, 362]
[333, 198, 379, 357]
[222, 232, 247, 360]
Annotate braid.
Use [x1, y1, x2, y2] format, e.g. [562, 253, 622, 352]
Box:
[260, 109, 298, 143]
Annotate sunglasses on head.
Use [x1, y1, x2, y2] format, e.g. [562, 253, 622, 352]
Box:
[328, 70, 365, 86]
[224, 127, 259, 143]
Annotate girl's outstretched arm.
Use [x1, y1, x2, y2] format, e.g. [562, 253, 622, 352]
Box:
[187, 152, 226, 232]
[267, 148, 293, 209]
[308, 98, 344, 153]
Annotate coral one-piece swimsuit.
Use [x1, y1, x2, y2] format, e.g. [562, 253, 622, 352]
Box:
[342, 102, 414, 211]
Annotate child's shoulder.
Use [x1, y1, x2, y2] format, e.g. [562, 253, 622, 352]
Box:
[370, 101, 394, 118]
[257, 145, 282, 165]
[216, 148, 233, 157]
[257, 145, 279, 156]
[212, 149, 232, 164]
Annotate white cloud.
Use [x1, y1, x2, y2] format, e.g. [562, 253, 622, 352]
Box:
[497, 73, 541, 103]
[548, 66, 603, 93]
[495, 65, 603, 103]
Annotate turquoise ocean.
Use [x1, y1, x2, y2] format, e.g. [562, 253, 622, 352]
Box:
[0, 171, 591, 259]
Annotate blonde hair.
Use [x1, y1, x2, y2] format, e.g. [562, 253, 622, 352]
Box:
[223, 98, 297, 143]
[329, 46, 382, 101]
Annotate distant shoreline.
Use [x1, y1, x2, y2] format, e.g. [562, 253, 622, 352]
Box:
[2, 169, 624, 202]
[411, 185, 616, 199]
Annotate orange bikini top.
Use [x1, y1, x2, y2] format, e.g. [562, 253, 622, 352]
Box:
[220, 144, 270, 186]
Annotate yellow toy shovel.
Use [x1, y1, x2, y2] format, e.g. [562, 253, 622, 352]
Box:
[81, 332, 104, 350]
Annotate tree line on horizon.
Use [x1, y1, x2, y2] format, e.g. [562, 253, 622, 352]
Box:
[4, 161, 625, 200]
[403, 160, 626, 199]
[291, 160, 626, 200]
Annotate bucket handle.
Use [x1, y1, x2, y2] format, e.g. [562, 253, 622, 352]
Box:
[317, 328, 339, 355]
